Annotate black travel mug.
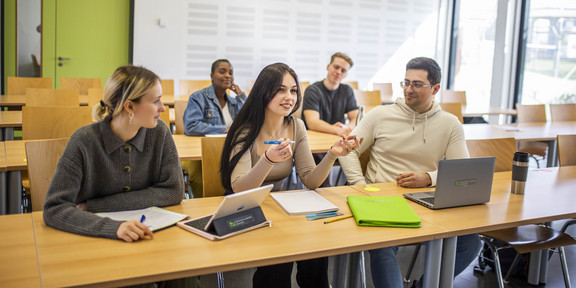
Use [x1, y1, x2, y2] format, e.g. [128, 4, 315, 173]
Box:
[511, 152, 529, 195]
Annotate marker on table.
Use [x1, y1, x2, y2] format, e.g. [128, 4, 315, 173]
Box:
[140, 215, 146, 223]
[305, 211, 338, 218]
[324, 215, 354, 224]
[264, 141, 295, 144]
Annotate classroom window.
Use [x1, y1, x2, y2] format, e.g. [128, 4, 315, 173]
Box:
[518, 0, 576, 104]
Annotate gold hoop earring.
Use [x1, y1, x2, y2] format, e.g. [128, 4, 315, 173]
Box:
[129, 113, 134, 125]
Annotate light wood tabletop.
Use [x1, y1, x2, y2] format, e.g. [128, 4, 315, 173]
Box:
[0, 213, 41, 288]
[0, 94, 175, 107]
[0, 111, 22, 128]
[0, 141, 6, 172]
[463, 121, 576, 142]
[24, 166, 576, 288]
[364, 104, 517, 117]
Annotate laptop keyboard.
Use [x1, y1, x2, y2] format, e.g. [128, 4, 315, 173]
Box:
[184, 215, 212, 231]
[421, 197, 434, 204]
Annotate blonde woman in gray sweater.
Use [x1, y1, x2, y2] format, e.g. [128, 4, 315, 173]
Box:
[43, 65, 184, 243]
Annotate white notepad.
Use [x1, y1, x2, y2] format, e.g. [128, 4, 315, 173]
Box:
[271, 190, 339, 215]
[97, 207, 188, 231]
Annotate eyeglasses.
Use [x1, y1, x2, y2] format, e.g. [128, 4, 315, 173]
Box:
[400, 81, 434, 90]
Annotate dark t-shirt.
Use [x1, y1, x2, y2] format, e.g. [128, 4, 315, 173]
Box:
[302, 81, 358, 128]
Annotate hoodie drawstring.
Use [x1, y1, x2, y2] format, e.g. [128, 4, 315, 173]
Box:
[423, 114, 428, 143]
[412, 113, 416, 131]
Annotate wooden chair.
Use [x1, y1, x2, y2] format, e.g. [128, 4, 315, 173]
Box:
[439, 102, 464, 124]
[354, 90, 381, 106]
[25, 88, 80, 107]
[441, 90, 467, 106]
[299, 81, 310, 94]
[7, 76, 52, 95]
[515, 104, 548, 167]
[161, 79, 175, 96]
[558, 134, 576, 167]
[466, 138, 516, 172]
[60, 77, 102, 95]
[159, 105, 171, 129]
[87, 88, 103, 108]
[179, 79, 211, 99]
[550, 103, 576, 121]
[516, 104, 547, 123]
[22, 106, 92, 140]
[25, 138, 69, 211]
[343, 81, 359, 89]
[292, 81, 311, 119]
[372, 82, 394, 103]
[174, 100, 188, 135]
[201, 137, 226, 197]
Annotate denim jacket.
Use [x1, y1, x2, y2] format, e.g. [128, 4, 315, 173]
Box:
[183, 85, 246, 136]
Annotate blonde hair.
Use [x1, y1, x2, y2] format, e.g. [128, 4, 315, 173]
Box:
[93, 65, 160, 121]
[330, 52, 354, 68]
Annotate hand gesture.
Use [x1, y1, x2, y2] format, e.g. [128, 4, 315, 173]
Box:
[117, 220, 154, 243]
[332, 122, 352, 138]
[265, 138, 293, 163]
[396, 172, 432, 188]
[330, 135, 362, 156]
[230, 83, 243, 95]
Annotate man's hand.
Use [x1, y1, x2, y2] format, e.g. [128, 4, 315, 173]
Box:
[396, 172, 432, 188]
[331, 122, 352, 137]
[117, 220, 154, 243]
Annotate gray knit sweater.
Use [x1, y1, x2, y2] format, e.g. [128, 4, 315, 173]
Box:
[43, 117, 184, 239]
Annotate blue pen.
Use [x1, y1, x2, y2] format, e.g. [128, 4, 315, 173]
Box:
[306, 211, 338, 218]
[264, 141, 295, 144]
[140, 215, 146, 223]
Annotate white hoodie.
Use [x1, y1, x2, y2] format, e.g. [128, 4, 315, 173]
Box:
[339, 98, 469, 186]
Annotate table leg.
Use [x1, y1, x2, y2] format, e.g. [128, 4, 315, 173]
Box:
[546, 140, 557, 167]
[0, 172, 6, 215]
[528, 250, 542, 285]
[332, 254, 349, 288]
[538, 249, 548, 284]
[7, 171, 22, 214]
[439, 237, 456, 288]
[422, 239, 442, 288]
[4, 127, 14, 141]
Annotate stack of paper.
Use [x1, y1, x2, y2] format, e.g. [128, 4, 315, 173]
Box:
[98, 206, 188, 231]
[271, 190, 339, 215]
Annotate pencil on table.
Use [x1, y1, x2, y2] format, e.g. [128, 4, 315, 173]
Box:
[324, 215, 354, 224]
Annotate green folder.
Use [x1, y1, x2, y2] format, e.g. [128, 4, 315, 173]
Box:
[347, 196, 421, 227]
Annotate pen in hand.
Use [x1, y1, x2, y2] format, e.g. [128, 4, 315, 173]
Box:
[264, 141, 295, 144]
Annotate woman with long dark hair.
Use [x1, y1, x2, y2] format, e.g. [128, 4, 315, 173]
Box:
[220, 63, 360, 288]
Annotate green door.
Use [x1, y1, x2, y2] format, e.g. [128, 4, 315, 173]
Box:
[43, 0, 130, 88]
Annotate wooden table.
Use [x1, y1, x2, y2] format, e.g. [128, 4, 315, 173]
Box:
[463, 121, 576, 167]
[0, 94, 175, 108]
[364, 105, 517, 117]
[0, 213, 42, 288]
[22, 166, 576, 288]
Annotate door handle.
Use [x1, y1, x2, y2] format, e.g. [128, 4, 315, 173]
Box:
[58, 56, 71, 61]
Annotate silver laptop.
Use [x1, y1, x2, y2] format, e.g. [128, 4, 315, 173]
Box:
[403, 157, 496, 209]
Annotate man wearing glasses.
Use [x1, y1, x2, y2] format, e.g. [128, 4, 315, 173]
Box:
[339, 57, 480, 288]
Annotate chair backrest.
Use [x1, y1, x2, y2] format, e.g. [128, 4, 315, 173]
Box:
[159, 105, 171, 129]
[516, 104, 547, 123]
[161, 79, 175, 96]
[179, 80, 212, 99]
[372, 82, 393, 103]
[439, 102, 464, 124]
[292, 82, 311, 119]
[22, 106, 92, 140]
[354, 90, 381, 106]
[359, 147, 371, 176]
[343, 81, 359, 89]
[7, 76, 52, 95]
[174, 100, 188, 135]
[25, 138, 69, 211]
[550, 103, 576, 121]
[557, 134, 576, 167]
[466, 138, 517, 172]
[25, 88, 80, 107]
[201, 137, 227, 197]
[87, 88, 103, 108]
[299, 81, 310, 93]
[441, 90, 467, 106]
[60, 77, 102, 95]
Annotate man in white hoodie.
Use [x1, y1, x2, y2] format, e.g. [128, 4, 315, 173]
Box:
[339, 57, 480, 288]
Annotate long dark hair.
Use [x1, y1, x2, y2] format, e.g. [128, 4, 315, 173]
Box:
[220, 63, 302, 194]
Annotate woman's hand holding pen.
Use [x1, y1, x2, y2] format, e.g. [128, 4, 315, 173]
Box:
[117, 220, 154, 243]
[330, 135, 362, 156]
[264, 138, 293, 163]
